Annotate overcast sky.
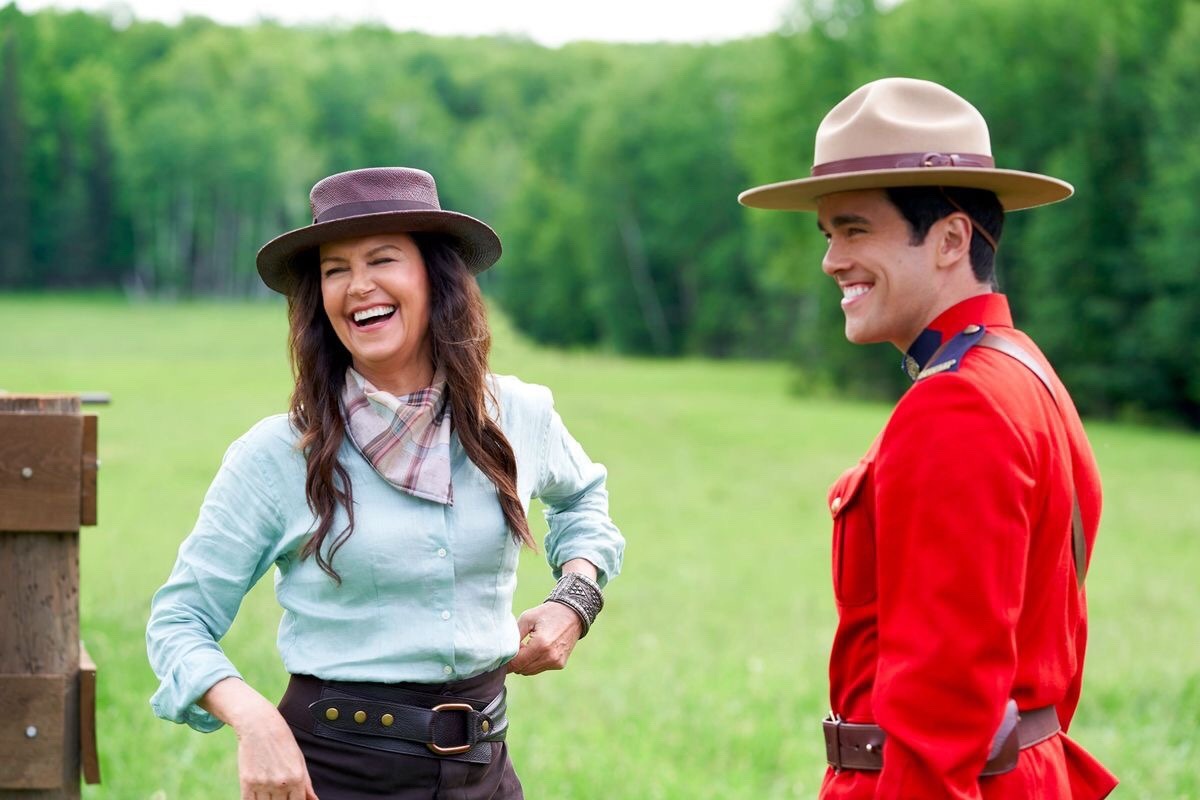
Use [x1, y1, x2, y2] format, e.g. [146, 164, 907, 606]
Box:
[12, 0, 797, 46]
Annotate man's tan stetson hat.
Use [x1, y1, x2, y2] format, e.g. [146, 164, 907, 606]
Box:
[738, 77, 1073, 212]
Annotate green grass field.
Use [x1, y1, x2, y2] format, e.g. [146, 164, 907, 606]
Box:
[1, 294, 1196, 798]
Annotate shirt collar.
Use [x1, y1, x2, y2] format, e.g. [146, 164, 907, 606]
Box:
[902, 293, 1014, 380]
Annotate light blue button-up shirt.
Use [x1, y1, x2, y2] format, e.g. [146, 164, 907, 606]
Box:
[146, 375, 623, 732]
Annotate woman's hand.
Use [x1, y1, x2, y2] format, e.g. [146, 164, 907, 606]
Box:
[201, 677, 319, 800]
[507, 559, 597, 676]
[506, 600, 584, 675]
[233, 709, 319, 800]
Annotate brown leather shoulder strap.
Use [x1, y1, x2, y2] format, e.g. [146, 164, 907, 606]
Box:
[978, 334, 1055, 398]
[977, 333, 1088, 589]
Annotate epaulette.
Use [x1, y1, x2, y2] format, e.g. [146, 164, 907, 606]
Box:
[916, 324, 987, 380]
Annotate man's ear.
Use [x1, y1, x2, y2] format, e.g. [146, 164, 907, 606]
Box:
[935, 212, 973, 269]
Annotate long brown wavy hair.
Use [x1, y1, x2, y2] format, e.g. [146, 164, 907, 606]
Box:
[287, 233, 534, 583]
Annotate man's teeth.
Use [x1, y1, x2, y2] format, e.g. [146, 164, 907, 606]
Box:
[353, 305, 396, 323]
[843, 285, 870, 299]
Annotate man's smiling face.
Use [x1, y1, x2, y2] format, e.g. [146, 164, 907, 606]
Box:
[816, 189, 943, 351]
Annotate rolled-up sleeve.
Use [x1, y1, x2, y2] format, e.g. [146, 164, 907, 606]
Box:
[146, 435, 285, 732]
[535, 397, 624, 587]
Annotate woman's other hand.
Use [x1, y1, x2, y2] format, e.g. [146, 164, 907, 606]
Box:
[201, 677, 319, 800]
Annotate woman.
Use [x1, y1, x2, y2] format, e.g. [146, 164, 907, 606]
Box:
[146, 167, 624, 800]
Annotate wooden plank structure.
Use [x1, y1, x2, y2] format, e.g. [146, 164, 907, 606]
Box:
[0, 395, 101, 797]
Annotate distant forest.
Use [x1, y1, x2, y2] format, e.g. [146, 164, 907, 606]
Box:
[1, 0, 1197, 425]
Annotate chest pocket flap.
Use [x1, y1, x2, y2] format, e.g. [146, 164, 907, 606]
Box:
[828, 459, 877, 607]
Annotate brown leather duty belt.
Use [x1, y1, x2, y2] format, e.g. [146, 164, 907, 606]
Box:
[822, 705, 1061, 777]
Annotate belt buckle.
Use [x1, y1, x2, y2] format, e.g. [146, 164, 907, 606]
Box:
[427, 702, 475, 755]
[826, 710, 842, 773]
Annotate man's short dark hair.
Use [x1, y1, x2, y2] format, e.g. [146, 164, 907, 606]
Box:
[884, 186, 1004, 288]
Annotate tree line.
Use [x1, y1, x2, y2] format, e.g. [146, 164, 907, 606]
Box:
[1, 0, 1197, 426]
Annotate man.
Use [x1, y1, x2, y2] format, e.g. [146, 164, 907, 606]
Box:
[739, 78, 1118, 799]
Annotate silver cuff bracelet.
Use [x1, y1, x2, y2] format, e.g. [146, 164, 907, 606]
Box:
[545, 571, 604, 638]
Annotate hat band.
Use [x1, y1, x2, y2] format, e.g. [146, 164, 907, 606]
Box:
[811, 151, 995, 177]
[315, 198, 438, 224]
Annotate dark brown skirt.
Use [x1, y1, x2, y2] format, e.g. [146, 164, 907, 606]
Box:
[278, 668, 523, 800]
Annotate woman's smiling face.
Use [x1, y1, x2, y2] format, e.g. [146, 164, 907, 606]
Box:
[319, 233, 433, 394]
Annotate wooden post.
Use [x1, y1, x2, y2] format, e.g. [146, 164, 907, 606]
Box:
[0, 395, 100, 797]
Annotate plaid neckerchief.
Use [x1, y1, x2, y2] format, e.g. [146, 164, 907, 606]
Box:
[341, 367, 454, 505]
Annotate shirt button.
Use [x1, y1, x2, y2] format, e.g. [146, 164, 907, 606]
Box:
[443, 665, 453, 675]
[437, 548, 447, 558]
[831, 496, 843, 513]
[441, 610, 451, 620]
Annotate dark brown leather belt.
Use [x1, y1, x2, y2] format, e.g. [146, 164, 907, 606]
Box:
[822, 705, 1060, 777]
[283, 672, 509, 765]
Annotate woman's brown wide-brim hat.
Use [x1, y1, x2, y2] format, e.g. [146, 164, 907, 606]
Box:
[257, 166, 502, 294]
[738, 77, 1073, 212]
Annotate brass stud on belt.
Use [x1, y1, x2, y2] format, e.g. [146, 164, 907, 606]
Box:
[325, 707, 339, 721]
[354, 710, 367, 724]
[481, 719, 490, 733]
[381, 713, 394, 727]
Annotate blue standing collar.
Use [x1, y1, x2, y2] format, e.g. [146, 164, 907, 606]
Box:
[903, 328, 944, 381]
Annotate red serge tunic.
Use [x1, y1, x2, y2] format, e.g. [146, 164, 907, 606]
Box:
[819, 294, 1118, 800]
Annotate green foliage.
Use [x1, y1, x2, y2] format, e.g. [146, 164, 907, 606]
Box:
[0, 17, 32, 284]
[1133, 2, 1200, 425]
[1, 0, 1198, 424]
[500, 46, 767, 356]
[1, 295, 1197, 796]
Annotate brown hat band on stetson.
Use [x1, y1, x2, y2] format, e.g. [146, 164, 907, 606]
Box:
[811, 151, 994, 176]
[738, 77, 1073, 213]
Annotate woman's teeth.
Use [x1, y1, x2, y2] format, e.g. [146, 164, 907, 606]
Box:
[353, 305, 396, 325]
